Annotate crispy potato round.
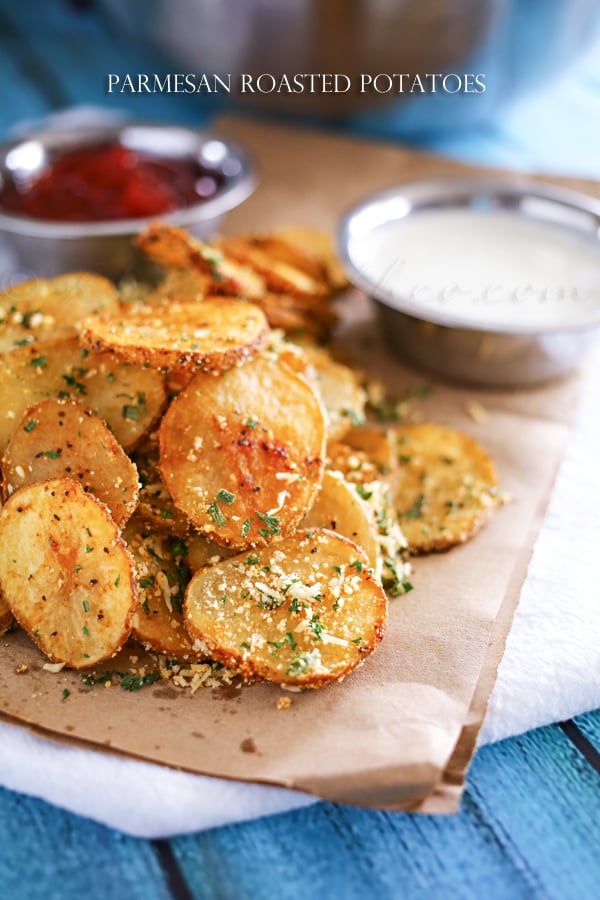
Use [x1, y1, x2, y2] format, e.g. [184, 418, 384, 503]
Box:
[217, 237, 329, 297]
[0, 273, 119, 355]
[343, 424, 397, 477]
[159, 353, 327, 549]
[2, 399, 139, 527]
[276, 227, 349, 292]
[0, 479, 137, 668]
[124, 517, 201, 660]
[302, 345, 366, 441]
[134, 438, 192, 538]
[303, 470, 379, 569]
[185, 530, 387, 687]
[0, 338, 166, 454]
[326, 443, 383, 486]
[392, 423, 500, 553]
[0, 589, 13, 635]
[81, 299, 270, 372]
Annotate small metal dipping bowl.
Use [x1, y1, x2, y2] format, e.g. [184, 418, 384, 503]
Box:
[338, 179, 600, 388]
[0, 123, 256, 280]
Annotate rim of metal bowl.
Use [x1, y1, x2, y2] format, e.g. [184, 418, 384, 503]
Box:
[0, 123, 256, 238]
[338, 176, 600, 336]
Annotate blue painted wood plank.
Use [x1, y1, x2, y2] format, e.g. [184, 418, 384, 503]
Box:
[574, 708, 600, 749]
[171, 723, 600, 900]
[0, 785, 172, 900]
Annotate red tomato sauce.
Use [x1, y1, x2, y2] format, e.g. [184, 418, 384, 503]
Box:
[0, 143, 225, 222]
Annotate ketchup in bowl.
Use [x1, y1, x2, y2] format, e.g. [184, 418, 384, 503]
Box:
[0, 142, 226, 222]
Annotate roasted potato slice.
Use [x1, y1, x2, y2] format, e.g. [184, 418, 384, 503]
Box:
[134, 438, 191, 538]
[124, 517, 201, 659]
[326, 443, 382, 486]
[217, 237, 329, 298]
[185, 533, 236, 570]
[276, 227, 349, 292]
[0, 338, 166, 454]
[0, 479, 137, 668]
[0, 588, 13, 635]
[159, 353, 327, 548]
[81, 299, 269, 372]
[0, 273, 119, 354]
[302, 345, 366, 441]
[392, 423, 500, 553]
[185, 529, 387, 687]
[137, 224, 265, 299]
[303, 470, 379, 569]
[2, 398, 139, 527]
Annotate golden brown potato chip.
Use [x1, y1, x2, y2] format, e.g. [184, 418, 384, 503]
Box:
[217, 237, 329, 297]
[0, 338, 166, 454]
[137, 224, 265, 299]
[0, 273, 119, 354]
[252, 235, 331, 285]
[81, 299, 270, 373]
[2, 399, 139, 527]
[185, 530, 387, 687]
[392, 423, 500, 553]
[302, 345, 366, 441]
[303, 470, 379, 569]
[0, 479, 137, 668]
[276, 227, 349, 292]
[124, 517, 201, 660]
[0, 588, 13, 635]
[159, 353, 327, 548]
[133, 437, 191, 538]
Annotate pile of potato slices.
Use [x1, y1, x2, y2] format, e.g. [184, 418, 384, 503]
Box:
[0, 226, 501, 689]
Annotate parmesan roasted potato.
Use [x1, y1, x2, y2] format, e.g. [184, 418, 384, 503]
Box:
[0, 338, 166, 454]
[124, 517, 201, 660]
[0, 479, 137, 668]
[81, 298, 270, 373]
[392, 423, 500, 553]
[217, 236, 329, 298]
[185, 530, 387, 687]
[2, 399, 139, 527]
[302, 345, 366, 441]
[0, 588, 13, 635]
[303, 470, 379, 569]
[159, 352, 327, 548]
[133, 438, 191, 538]
[0, 273, 119, 354]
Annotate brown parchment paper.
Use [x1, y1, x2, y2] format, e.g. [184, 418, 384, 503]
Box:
[0, 119, 596, 813]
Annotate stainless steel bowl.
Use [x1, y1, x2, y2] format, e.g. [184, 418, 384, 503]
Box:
[0, 123, 256, 280]
[338, 178, 600, 388]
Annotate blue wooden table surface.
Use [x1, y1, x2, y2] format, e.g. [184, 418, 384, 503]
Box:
[0, 3, 599, 898]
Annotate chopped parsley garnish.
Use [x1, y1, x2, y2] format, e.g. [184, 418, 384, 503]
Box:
[241, 518, 252, 538]
[74, 564, 82, 573]
[341, 408, 365, 427]
[207, 501, 227, 528]
[85, 545, 93, 554]
[332, 565, 342, 575]
[119, 672, 160, 692]
[351, 637, 363, 644]
[355, 484, 373, 501]
[82, 624, 90, 636]
[240, 641, 250, 650]
[44, 449, 61, 459]
[171, 539, 189, 559]
[244, 418, 259, 429]
[82, 600, 89, 612]
[255, 511, 280, 535]
[24, 419, 37, 433]
[122, 405, 140, 421]
[286, 653, 313, 677]
[30, 356, 47, 369]
[62, 373, 86, 394]
[308, 615, 325, 641]
[140, 576, 155, 589]
[142, 598, 150, 615]
[405, 493, 425, 519]
[138, 392, 147, 415]
[268, 632, 297, 651]
[246, 554, 260, 566]
[351, 559, 363, 572]
[114, 575, 120, 588]
[62, 689, 70, 701]
[159, 508, 174, 520]
[399, 454, 413, 464]
[216, 488, 236, 504]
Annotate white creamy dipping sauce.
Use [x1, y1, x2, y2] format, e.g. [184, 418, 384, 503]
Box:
[351, 209, 600, 329]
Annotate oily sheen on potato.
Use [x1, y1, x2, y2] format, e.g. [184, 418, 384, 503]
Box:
[0, 479, 137, 668]
[184, 530, 387, 687]
[159, 352, 327, 548]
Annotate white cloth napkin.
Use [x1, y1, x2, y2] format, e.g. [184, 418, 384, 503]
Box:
[1, 126, 599, 833]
